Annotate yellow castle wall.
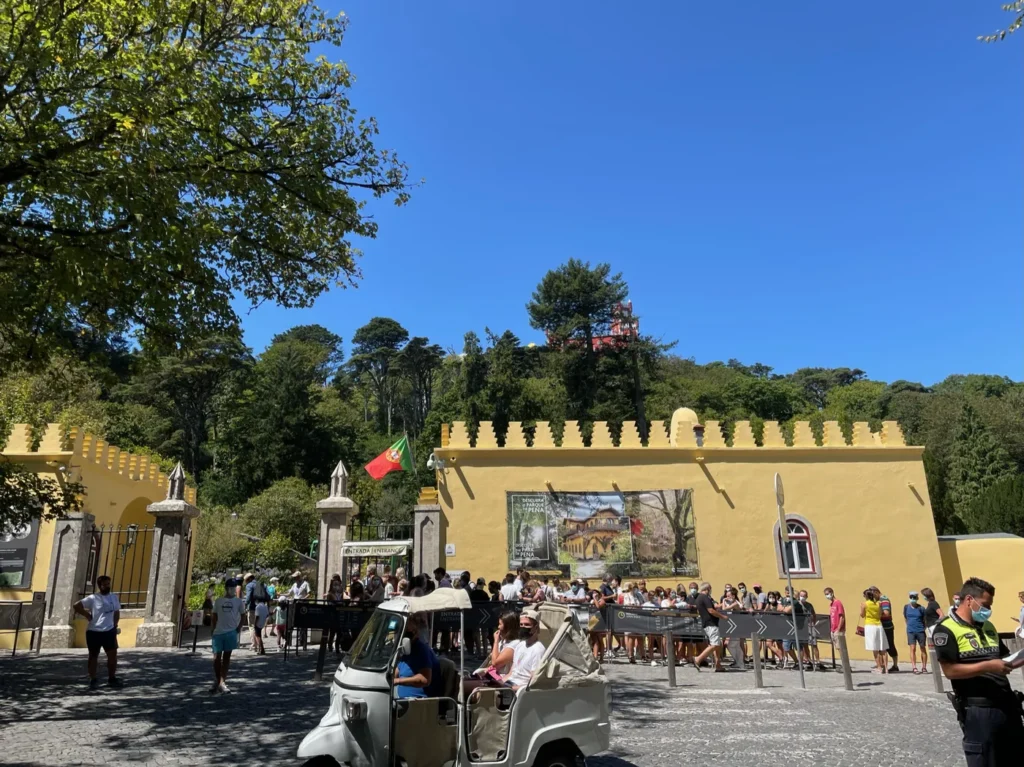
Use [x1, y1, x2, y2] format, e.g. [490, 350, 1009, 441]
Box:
[1, 424, 187, 650]
[435, 415, 947, 661]
[938, 536, 1024, 635]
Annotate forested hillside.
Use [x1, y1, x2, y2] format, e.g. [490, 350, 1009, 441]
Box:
[2, 261, 1020, 571]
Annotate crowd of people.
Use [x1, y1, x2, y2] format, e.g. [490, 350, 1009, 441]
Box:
[73, 563, 998, 694]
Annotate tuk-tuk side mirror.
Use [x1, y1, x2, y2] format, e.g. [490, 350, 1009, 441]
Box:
[399, 637, 411, 657]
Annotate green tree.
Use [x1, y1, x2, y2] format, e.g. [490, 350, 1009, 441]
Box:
[0, 0, 410, 366]
[947, 402, 1015, 521]
[461, 332, 488, 430]
[350, 318, 410, 435]
[115, 334, 251, 480]
[963, 475, 1024, 536]
[527, 260, 628, 421]
[242, 477, 322, 554]
[787, 368, 866, 410]
[221, 337, 333, 496]
[272, 325, 344, 384]
[398, 337, 444, 435]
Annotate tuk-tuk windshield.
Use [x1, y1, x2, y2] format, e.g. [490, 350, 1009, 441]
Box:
[348, 610, 404, 672]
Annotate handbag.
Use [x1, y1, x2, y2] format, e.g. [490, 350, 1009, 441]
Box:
[855, 622, 865, 637]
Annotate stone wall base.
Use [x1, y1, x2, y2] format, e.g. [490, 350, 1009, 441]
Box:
[135, 622, 177, 648]
[40, 625, 75, 649]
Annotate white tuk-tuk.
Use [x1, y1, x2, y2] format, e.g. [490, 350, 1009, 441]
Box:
[297, 589, 610, 767]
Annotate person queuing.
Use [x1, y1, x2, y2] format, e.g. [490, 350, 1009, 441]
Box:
[903, 591, 928, 674]
[73, 574, 122, 690]
[690, 582, 727, 672]
[860, 587, 889, 674]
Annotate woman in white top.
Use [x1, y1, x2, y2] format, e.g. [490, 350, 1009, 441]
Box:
[462, 610, 521, 700]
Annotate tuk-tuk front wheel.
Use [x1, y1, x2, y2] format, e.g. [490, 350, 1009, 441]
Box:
[301, 757, 341, 767]
[532, 742, 582, 767]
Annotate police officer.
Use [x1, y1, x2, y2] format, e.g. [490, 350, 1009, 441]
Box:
[933, 576, 1024, 766]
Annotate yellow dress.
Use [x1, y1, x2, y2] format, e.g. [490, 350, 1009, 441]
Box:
[864, 600, 882, 626]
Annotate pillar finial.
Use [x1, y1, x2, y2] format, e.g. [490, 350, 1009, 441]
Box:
[330, 461, 349, 498]
[166, 462, 186, 501]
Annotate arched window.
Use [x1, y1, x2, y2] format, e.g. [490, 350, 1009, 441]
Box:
[773, 515, 821, 579]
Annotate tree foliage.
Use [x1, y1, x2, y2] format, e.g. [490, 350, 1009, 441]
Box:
[0, 0, 410, 365]
[947, 402, 1015, 521]
[979, 1, 1024, 42]
[2, 255, 1022, 549]
[963, 475, 1024, 536]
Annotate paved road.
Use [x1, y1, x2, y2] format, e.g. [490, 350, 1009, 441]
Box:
[1, 644, 1020, 766]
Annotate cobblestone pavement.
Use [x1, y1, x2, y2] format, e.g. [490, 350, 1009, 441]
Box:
[2, 642, 1022, 766]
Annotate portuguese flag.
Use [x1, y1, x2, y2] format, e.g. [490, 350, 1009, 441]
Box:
[365, 435, 414, 480]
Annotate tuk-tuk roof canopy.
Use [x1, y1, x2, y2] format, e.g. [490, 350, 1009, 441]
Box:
[379, 588, 472, 614]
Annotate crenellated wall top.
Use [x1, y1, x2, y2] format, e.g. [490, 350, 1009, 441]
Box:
[1, 423, 197, 504]
[438, 408, 913, 452]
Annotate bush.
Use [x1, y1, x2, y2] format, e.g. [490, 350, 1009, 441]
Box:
[259, 530, 297, 571]
[193, 507, 247, 574]
[242, 477, 322, 554]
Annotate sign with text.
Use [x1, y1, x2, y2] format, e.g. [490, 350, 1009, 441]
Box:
[0, 519, 41, 589]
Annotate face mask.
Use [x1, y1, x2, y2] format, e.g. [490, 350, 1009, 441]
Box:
[739, 588, 746, 594]
[969, 599, 991, 624]
[953, 599, 961, 607]
[518, 627, 534, 640]
[690, 589, 698, 597]
[910, 597, 918, 604]
[769, 598, 777, 604]
[799, 596, 806, 603]
[825, 593, 834, 601]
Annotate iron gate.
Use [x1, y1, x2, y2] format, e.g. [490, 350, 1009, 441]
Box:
[79, 524, 154, 608]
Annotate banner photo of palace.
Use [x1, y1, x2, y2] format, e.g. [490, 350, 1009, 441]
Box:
[506, 489, 698, 578]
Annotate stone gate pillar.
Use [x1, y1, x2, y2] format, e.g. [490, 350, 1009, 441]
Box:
[413, 487, 443, 578]
[41, 511, 97, 648]
[317, 461, 357, 591]
[136, 463, 200, 647]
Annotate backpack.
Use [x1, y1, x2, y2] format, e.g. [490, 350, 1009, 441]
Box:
[252, 580, 268, 605]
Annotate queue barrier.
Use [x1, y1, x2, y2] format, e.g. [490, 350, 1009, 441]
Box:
[287, 598, 832, 654]
[0, 600, 46, 657]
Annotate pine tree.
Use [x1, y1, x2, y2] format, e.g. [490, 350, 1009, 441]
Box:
[947, 402, 1015, 521]
[963, 475, 1024, 536]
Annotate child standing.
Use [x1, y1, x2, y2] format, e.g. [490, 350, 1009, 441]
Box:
[274, 597, 288, 650]
[253, 600, 269, 655]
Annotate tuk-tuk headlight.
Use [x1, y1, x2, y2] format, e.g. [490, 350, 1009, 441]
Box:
[342, 697, 367, 722]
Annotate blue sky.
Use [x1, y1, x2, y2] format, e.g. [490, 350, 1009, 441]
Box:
[236, 2, 1023, 386]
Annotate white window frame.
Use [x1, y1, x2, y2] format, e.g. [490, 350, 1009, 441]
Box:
[772, 514, 822, 579]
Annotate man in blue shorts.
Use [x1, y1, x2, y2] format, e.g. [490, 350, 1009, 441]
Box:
[210, 578, 245, 694]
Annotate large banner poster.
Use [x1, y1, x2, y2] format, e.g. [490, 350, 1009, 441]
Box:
[507, 489, 698, 578]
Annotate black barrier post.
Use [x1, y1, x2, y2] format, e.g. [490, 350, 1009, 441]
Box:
[751, 632, 763, 688]
[11, 602, 23, 658]
[665, 632, 676, 688]
[192, 622, 200, 654]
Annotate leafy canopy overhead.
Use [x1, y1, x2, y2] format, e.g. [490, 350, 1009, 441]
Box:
[0, 0, 410, 362]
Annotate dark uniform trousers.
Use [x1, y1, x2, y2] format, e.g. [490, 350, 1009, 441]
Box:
[961, 701, 1024, 767]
